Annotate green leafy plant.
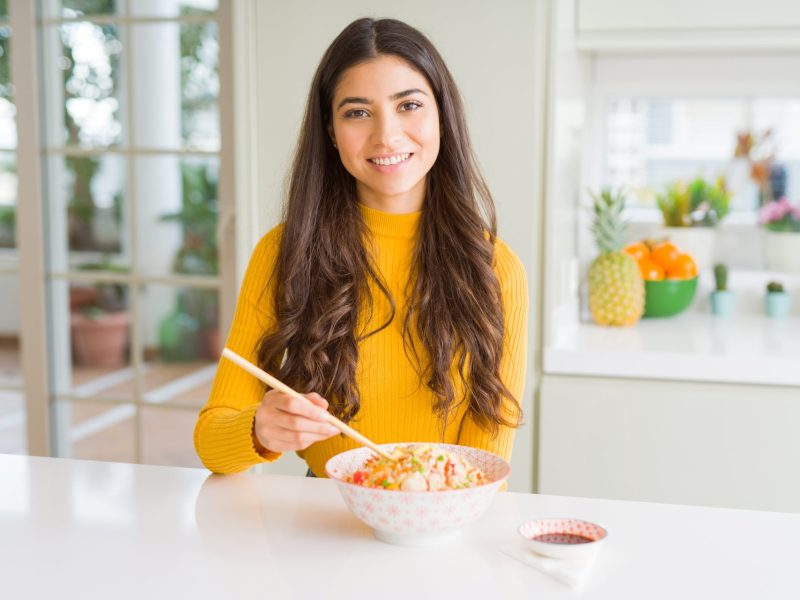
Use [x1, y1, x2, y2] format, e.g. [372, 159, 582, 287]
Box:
[159, 163, 218, 276]
[713, 263, 728, 292]
[159, 162, 219, 332]
[657, 176, 731, 227]
[0, 205, 15, 248]
[0, 24, 10, 101]
[74, 255, 128, 319]
[767, 281, 785, 294]
[61, 11, 123, 253]
[158, 162, 219, 361]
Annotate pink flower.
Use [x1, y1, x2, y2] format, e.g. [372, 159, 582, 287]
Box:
[759, 197, 795, 224]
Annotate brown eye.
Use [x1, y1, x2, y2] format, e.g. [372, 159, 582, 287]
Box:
[400, 101, 422, 112]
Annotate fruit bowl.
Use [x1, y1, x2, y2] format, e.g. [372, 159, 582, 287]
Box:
[325, 443, 510, 547]
[643, 276, 698, 317]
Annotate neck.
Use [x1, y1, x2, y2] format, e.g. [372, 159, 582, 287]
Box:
[356, 177, 426, 214]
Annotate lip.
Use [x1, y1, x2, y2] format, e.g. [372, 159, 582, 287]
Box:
[367, 152, 414, 173]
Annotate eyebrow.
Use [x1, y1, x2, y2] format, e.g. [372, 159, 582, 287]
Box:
[336, 88, 429, 110]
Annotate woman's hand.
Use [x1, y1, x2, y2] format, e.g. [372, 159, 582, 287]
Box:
[253, 389, 340, 453]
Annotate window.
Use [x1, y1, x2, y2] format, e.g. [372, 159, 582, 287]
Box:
[582, 53, 800, 274]
[43, 0, 226, 466]
[606, 97, 800, 216]
[0, 0, 232, 465]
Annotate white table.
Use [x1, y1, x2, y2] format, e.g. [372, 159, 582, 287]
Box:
[2, 454, 799, 599]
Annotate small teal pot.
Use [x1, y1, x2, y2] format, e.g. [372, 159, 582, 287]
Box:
[765, 292, 791, 318]
[710, 290, 736, 317]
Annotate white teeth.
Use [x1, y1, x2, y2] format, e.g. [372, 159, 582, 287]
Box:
[369, 153, 411, 166]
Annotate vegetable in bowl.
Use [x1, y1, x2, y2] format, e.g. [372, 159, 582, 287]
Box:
[345, 444, 488, 491]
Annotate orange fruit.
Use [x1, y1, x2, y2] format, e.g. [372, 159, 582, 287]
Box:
[650, 242, 681, 271]
[666, 253, 698, 280]
[624, 242, 650, 262]
[639, 258, 665, 281]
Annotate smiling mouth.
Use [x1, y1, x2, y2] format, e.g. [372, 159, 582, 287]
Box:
[368, 153, 413, 166]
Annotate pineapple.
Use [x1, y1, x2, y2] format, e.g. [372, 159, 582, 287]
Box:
[588, 189, 644, 326]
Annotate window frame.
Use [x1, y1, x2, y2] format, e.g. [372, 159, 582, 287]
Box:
[8, 0, 236, 460]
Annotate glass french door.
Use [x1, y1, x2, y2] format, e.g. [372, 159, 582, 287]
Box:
[2, 0, 235, 467]
[0, 2, 24, 456]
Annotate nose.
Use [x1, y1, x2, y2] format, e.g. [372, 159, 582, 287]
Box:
[369, 111, 403, 147]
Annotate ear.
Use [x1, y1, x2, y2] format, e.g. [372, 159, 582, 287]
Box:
[327, 123, 335, 143]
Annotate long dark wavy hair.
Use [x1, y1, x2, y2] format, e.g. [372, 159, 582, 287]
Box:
[257, 17, 521, 437]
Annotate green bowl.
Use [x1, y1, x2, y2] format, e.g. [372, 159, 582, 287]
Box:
[643, 277, 698, 318]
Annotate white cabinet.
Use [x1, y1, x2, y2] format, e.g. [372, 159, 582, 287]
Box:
[577, 0, 800, 51]
[539, 374, 800, 513]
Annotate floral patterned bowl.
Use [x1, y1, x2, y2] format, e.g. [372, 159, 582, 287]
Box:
[518, 518, 608, 560]
[325, 443, 511, 546]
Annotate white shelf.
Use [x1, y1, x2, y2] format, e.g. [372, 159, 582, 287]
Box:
[576, 0, 800, 52]
[545, 312, 800, 386]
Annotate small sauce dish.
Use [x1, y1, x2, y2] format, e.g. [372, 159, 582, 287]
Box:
[518, 518, 607, 560]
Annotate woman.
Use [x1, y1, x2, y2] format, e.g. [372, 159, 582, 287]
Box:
[194, 17, 528, 477]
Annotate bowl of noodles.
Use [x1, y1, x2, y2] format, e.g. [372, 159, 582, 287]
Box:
[325, 443, 511, 546]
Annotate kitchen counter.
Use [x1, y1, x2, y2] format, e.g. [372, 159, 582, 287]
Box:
[545, 269, 800, 386]
[545, 312, 800, 386]
[3, 454, 800, 599]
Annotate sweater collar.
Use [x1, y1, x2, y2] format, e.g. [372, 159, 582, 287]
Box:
[358, 202, 422, 240]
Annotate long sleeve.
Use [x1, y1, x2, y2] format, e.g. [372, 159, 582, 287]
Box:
[194, 226, 284, 473]
[457, 239, 529, 463]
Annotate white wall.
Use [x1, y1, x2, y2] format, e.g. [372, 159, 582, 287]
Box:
[240, 0, 547, 491]
[543, 0, 591, 349]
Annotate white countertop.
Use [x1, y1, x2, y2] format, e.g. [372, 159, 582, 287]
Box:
[545, 313, 800, 386]
[545, 269, 800, 386]
[3, 454, 800, 599]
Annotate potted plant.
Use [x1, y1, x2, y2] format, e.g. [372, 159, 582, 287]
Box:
[158, 162, 220, 361]
[70, 258, 130, 368]
[758, 197, 800, 273]
[765, 281, 791, 318]
[710, 263, 735, 317]
[0, 205, 14, 248]
[657, 176, 731, 272]
[734, 128, 779, 206]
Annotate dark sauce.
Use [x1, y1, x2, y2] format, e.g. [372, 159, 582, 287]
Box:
[532, 533, 594, 545]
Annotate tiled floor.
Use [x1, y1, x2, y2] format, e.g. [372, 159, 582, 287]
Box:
[0, 337, 211, 467]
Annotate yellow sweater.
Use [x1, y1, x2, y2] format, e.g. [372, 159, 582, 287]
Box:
[194, 203, 528, 476]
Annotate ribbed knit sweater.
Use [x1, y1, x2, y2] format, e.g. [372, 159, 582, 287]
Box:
[194, 203, 528, 476]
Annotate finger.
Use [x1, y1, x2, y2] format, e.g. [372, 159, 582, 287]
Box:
[267, 427, 335, 450]
[304, 392, 329, 410]
[272, 415, 339, 437]
[278, 395, 331, 422]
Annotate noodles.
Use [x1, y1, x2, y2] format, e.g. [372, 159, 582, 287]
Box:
[345, 444, 488, 491]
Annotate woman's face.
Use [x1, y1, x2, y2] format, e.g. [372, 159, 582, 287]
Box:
[329, 54, 440, 213]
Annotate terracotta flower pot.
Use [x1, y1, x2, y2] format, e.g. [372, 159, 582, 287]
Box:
[69, 287, 99, 312]
[71, 311, 130, 368]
